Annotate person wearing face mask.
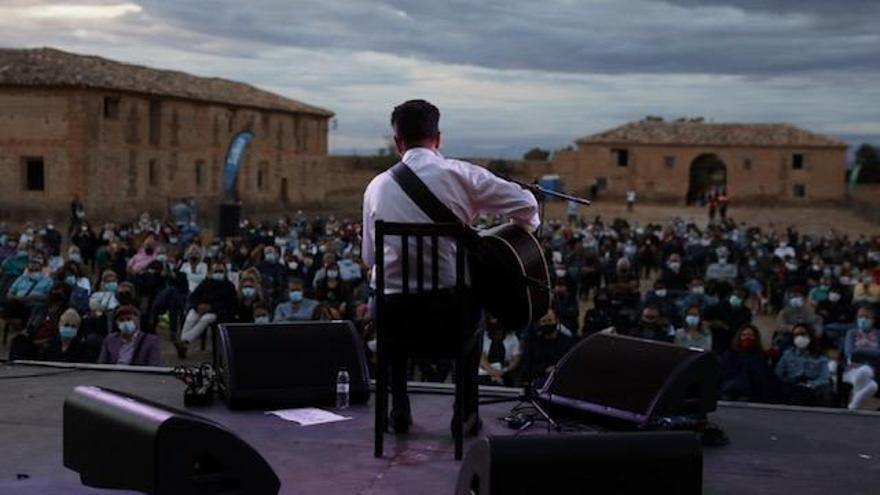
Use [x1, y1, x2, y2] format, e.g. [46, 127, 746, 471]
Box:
[89, 269, 120, 316]
[274, 278, 320, 322]
[679, 278, 717, 316]
[705, 247, 738, 285]
[582, 289, 616, 336]
[720, 324, 775, 401]
[658, 253, 692, 293]
[674, 305, 712, 351]
[55, 261, 91, 316]
[42, 222, 62, 258]
[521, 310, 575, 385]
[841, 305, 880, 410]
[257, 246, 288, 307]
[126, 236, 159, 276]
[42, 308, 98, 363]
[781, 256, 806, 289]
[775, 289, 823, 350]
[234, 274, 265, 323]
[315, 262, 350, 304]
[626, 305, 675, 343]
[179, 246, 208, 293]
[252, 303, 272, 325]
[816, 285, 855, 348]
[642, 281, 678, 326]
[99, 305, 160, 366]
[775, 323, 832, 406]
[176, 262, 237, 358]
[704, 288, 753, 354]
[4, 255, 53, 325]
[1, 240, 30, 279]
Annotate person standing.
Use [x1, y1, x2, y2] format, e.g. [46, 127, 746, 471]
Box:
[69, 194, 85, 237]
[626, 189, 636, 212]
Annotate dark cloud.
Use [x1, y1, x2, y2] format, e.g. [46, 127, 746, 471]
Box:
[137, 0, 880, 76]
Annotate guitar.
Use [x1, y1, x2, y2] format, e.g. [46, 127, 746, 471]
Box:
[390, 162, 552, 332]
[469, 223, 551, 333]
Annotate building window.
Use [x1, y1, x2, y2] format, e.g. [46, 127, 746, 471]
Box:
[149, 99, 162, 145]
[793, 184, 806, 198]
[595, 177, 608, 189]
[612, 148, 629, 167]
[664, 156, 675, 169]
[148, 160, 158, 187]
[743, 158, 752, 170]
[257, 169, 266, 190]
[792, 153, 804, 170]
[103, 96, 120, 120]
[195, 160, 204, 189]
[23, 157, 45, 191]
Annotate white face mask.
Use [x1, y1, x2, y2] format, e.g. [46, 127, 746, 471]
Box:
[789, 297, 804, 308]
[793, 335, 810, 350]
[828, 292, 841, 302]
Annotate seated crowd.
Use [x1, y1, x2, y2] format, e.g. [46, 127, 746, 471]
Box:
[1, 212, 879, 410]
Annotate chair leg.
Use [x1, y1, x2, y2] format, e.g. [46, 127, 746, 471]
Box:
[454, 354, 465, 461]
[374, 351, 387, 458]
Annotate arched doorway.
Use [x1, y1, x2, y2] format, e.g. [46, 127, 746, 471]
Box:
[687, 154, 727, 205]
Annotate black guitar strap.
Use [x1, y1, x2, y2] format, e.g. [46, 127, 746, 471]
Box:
[389, 162, 461, 224]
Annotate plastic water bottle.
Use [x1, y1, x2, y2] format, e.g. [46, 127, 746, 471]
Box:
[336, 369, 350, 410]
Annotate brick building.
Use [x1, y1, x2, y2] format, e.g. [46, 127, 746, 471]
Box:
[550, 119, 848, 205]
[0, 47, 333, 224]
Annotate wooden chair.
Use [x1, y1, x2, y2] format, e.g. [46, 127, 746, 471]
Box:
[373, 220, 477, 461]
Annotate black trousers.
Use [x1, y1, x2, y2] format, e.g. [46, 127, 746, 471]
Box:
[372, 290, 483, 418]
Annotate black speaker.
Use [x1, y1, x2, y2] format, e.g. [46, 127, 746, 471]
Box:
[538, 333, 719, 425]
[455, 433, 702, 495]
[63, 385, 279, 495]
[217, 203, 241, 239]
[217, 321, 370, 409]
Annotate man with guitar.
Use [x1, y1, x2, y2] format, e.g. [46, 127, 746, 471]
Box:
[362, 99, 540, 434]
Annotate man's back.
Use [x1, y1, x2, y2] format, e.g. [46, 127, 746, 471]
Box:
[362, 147, 538, 293]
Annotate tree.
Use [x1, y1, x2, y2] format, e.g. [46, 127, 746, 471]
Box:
[855, 143, 880, 183]
[487, 160, 514, 175]
[523, 147, 550, 161]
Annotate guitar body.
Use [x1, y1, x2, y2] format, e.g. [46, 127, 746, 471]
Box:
[470, 224, 551, 333]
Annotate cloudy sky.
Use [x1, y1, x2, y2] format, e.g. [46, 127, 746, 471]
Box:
[1, 0, 878, 158]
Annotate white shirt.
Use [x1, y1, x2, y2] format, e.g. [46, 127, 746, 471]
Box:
[362, 148, 539, 293]
[180, 261, 208, 293]
[479, 333, 522, 376]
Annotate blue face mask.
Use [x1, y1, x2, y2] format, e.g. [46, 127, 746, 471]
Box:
[254, 316, 270, 324]
[64, 275, 77, 286]
[729, 295, 743, 307]
[685, 315, 701, 327]
[289, 290, 304, 303]
[211, 272, 226, 281]
[118, 320, 136, 335]
[242, 287, 256, 298]
[103, 281, 118, 293]
[69, 253, 82, 263]
[59, 325, 78, 340]
[857, 317, 874, 332]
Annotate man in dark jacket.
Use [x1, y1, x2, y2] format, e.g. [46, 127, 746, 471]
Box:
[175, 262, 236, 357]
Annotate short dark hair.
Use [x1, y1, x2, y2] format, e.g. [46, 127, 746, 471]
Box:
[391, 99, 440, 147]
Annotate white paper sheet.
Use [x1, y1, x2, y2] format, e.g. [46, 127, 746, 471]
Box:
[266, 407, 352, 426]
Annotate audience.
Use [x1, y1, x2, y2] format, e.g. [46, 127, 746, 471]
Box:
[0, 207, 877, 413]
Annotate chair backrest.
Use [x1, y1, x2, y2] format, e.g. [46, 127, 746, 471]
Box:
[374, 221, 474, 358]
[374, 221, 469, 296]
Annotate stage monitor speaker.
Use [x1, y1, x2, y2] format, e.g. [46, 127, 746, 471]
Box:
[217, 321, 371, 409]
[63, 385, 280, 495]
[538, 333, 719, 425]
[455, 433, 702, 495]
[217, 203, 241, 239]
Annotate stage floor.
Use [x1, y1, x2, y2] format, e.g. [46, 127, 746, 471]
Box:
[1, 364, 879, 494]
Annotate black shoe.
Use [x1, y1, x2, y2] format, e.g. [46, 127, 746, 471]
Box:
[389, 408, 412, 434]
[451, 413, 482, 437]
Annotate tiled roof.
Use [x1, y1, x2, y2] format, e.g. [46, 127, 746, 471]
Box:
[577, 120, 846, 148]
[0, 47, 333, 117]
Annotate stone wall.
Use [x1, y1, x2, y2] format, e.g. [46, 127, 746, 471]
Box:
[850, 184, 880, 225]
[0, 87, 331, 224]
[554, 142, 847, 205]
